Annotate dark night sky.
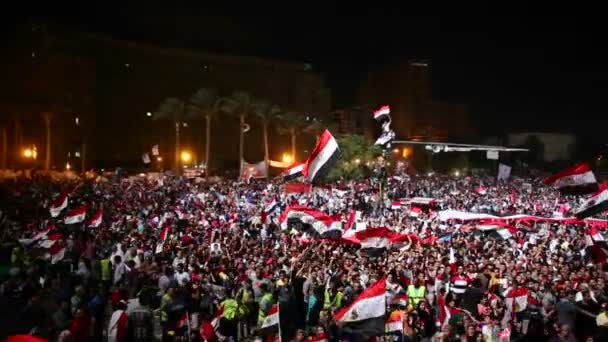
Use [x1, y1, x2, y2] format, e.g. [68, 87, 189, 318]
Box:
[3, 7, 605, 145]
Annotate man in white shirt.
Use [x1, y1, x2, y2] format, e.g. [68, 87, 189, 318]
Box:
[174, 263, 190, 287]
[113, 255, 126, 285]
[172, 250, 186, 270]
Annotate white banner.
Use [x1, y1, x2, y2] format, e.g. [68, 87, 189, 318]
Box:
[486, 150, 499, 160]
[497, 163, 511, 180]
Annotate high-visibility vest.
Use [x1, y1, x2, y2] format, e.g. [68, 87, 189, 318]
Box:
[221, 299, 239, 320]
[324, 289, 344, 309]
[407, 285, 425, 306]
[100, 259, 111, 281]
[258, 293, 274, 324]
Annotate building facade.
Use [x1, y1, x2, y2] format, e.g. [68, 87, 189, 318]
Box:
[1, 22, 331, 171]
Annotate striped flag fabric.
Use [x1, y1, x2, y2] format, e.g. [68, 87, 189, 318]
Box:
[575, 183, 608, 219]
[355, 227, 396, 254]
[582, 227, 608, 263]
[50, 191, 69, 217]
[279, 205, 343, 238]
[385, 313, 403, 335]
[373, 105, 390, 121]
[39, 233, 63, 249]
[258, 304, 280, 336]
[283, 163, 304, 181]
[303, 129, 340, 183]
[64, 204, 89, 224]
[505, 287, 531, 312]
[50, 242, 66, 264]
[335, 277, 386, 336]
[87, 208, 103, 228]
[544, 162, 598, 194]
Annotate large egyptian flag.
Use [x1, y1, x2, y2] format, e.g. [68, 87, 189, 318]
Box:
[335, 277, 386, 337]
[355, 227, 396, 254]
[303, 129, 340, 183]
[575, 183, 608, 219]
[544, 162, 598, 194]
[279, 205, 343, 238]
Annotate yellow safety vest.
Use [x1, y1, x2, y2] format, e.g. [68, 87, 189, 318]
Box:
[100, 259, 111, 281]
[258, 293, 274, 324]
[407, 285, 425, 306]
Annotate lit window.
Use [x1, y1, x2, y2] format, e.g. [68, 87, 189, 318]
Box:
[125, 63, 130, 68]
[67, 152, 71, 157]
[75, 117, 79, 126]
[183, 122, 188, 127]
[75, 151, 81, 158]
[31, 52, 36, 58]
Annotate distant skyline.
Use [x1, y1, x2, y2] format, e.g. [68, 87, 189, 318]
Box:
[3, 10, 604, 145]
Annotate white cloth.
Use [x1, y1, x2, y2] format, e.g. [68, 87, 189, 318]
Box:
[175, 271, 191, 286]
[108, 309, 126, 342]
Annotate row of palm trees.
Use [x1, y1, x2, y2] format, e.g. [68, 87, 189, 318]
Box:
[154, 88, 325, 174]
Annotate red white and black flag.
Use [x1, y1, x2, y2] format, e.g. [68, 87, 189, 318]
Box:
[582, 227, 608, 263]
[258, 304, 280, 337]
[303, 129, 340, 183]
[279, 205, 343, 238]
[575, 183, 608, 219]
[64, 204, 89, 224]
[50, 191, 69, 217]
[335, 277, 387, 337]
[354, 227, 396, 254]
[282, 163, 304, 181]
[87, 208, 103, 228]
[373, 105, 391, 121]
[544, 162, 598, 194]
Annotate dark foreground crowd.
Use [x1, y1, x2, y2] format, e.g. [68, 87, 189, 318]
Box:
[1, 172, 608, 342]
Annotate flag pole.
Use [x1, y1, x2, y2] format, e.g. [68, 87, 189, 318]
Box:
[277, 304, 282, 342]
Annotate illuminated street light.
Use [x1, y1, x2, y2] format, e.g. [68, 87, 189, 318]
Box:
[157, 156, 162, 162]
[282, 153, 293, 164]
[181, 151, 192, 163]
[392, 148, 399, 154]
[66, 162, 71, 170]
[146, 112, 152, 117]
[354, 158, 361, 164]
[23, 149, 32, 158]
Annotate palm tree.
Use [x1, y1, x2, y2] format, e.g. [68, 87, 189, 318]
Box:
[187, 88, 223, 177]
[42, 112, 53, 170]
[277, 111, 309, 162]
[221, 91, 255, 172]
[154, 97, 186, 172]
[252, 100, 282, 169]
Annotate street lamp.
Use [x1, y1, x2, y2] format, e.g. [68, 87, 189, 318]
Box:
[157, 156, 162, 162]
[146, 112, 152, 117]
[181, 151, 192, 163]
[23, 149, 32, 158]
[66, 162, 71, 170]
[282, 153, 293, 164]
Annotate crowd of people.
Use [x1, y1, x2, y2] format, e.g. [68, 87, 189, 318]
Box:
[1, 170, 608, 342]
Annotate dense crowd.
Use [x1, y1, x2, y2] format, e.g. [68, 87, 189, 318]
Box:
[1, 171, 608, 342]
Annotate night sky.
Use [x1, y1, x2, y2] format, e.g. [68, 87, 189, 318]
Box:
[3, 8, 604, 146]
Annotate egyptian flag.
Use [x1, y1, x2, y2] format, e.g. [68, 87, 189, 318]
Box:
[342, 210, 365, 243]
[50, 242, 66, 264]
[303, 129, 340, 183]
[19, 225, 53, 245]
[335, 277, 387, 336]
[437, 294, 460, 327]
[505, 287, 532, 312]
[308, 332, 328, 342]
[575, 183, 608, 219]
[258, 304, 280, 337]
[50, 191, 69, 217]
[385, 313, 403, 335]
[155, 225, 170, 254]
[87, 208, 103, 228]
[39, 233, 63, 249]
[355, 227, 396, 255]
[279, 205, 343, 238]
[64, 204, 89, 224]
[544, 162, 598, 194]
[409, 207, 422, 217]
[582, 227, 608, 263]
[283, 163, 304, 181]
[373, 105, 390, 121]
[476, 222, 518, 240]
